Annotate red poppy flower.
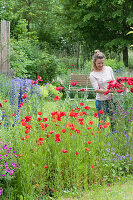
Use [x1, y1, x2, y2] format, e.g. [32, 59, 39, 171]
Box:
[62, 129, 66, 133]
[80, 121, 84, 125]
[99, 125, 102, 129]
[85, 148, 90, 151]
[25, 116, 32, 122]
[71, 82, 77, 86]
[62, 149, 68, 153]
[38, 118, 42, 121]
[3, 99, 8, 102]
[56, 86, 64, 91]
[87, 141, 91, 144]
[94, 113, 98, 117]
[87, 127, 91, 130]
[46, 134, 49, 138]
[75, 129, 80, 133]
[44, 165, 48, 168]
[75, 152, 79, 155]
[103, 125, 108, 128]
[37, 112, 42, 115]
[75, 107, 80, 111]
[25, 125, 32, 129]
[98, 110, 104, 114]
[38, 138, 43, 141]
[70, 133, 72, 136]
[43, 118, 48, 122]
[80, 88, 85, 91]
[49, 130, 55, 134]
[37, 76, 43, 81]
[104, 90, 110, 95]
[91, 165, 93, 169]
[87, 121, 93, 125]
[117, 89, 124, 93]
[55, 134, 60, 138]
[71, 64, 74, 66]
[84, 106, 91, 110]
[0, 103, 2, 107]
[54, 96, 60, 101]
[25, 129, 30, 134]
[130, 87, 133, 93]
[21, 94, 28, 99]
[80, 103, 84, 106]
[55, 137, 61, 142]
[12, 113, 16, 116]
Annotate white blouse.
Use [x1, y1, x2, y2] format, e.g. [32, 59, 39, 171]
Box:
[90, 66, 115, 101]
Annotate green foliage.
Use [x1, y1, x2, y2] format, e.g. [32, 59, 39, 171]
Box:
[10, 38, 60, 82]
[40, 84, 63, 100]
[105, 59, 124, 72]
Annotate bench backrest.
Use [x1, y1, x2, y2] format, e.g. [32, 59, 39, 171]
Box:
[70, 74, 92, 86]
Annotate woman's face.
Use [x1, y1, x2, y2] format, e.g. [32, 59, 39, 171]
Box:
[95, 59, 104, 71]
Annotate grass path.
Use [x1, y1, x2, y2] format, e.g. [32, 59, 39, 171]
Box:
[58, 176, 133, 200]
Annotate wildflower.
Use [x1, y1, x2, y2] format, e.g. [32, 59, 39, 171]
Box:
[12, 113, 16, 116]
[49, 130, 55, 134]
[117, 89, 124, 93]
[130, 87, 133, 93]
[87, 121, 93, 125]
[80, 88, 85, 91]
[38, 118, 42, 121]
[91, 165, 93, 168]
[0, 103, 2, 107]
[38, 138, 43, 141]
[25, 129, 30, 134]
[71, 82, 77, 86]
[37, 112, 42, 115]
[106, 148, 110, 152]
[21, 94, 28, 99]
[104, 90, 110, 95]
[87, 141, 91, 144]
[56, 86, 64, 91]
[62, 129, 66, 133]
[54, 96, 60, 101]
[75, 129, 80, 133]
[44, 165, 48, 168]
[87, 127, 91, 130]
[3, 99, 8, 102]
[25, 116, 32, 122]
[100, 120, 104, 123]
[94, 113, 98, 118]
[98, 110, 104, 114]
[84, 106, 91, 110]
[80, 103, 84, 106]
[116, 77, 123, 83]
[85, 148, 90, 151]
[75, 152, 79, 155]
[55, 137, 61, 142]
[62, 149, 68, 153]
[43, 118, 48, 122]
[37, 76, 43, 81]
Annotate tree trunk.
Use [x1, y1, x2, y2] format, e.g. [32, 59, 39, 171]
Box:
[76, 42, 80, 69]
[123, 47, 128, 67]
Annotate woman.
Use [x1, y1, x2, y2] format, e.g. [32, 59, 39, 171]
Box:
[89, 50, 115, 131]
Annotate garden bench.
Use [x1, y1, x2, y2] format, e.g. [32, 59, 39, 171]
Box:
[66, 74, 95, 100]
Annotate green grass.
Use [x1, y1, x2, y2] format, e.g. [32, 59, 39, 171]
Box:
[59, 176, 133, 200]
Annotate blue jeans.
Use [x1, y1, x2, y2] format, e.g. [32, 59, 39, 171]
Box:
[96, 100, 115, 132]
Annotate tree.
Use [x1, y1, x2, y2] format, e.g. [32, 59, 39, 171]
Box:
[59, 0, 133, 67]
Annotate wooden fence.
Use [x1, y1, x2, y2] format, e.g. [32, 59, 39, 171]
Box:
[0, 20, 10, 73]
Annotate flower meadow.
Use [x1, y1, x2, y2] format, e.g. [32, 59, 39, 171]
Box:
[0, 74, 133, 199]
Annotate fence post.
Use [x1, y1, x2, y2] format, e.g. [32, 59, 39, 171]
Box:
[0, 20, 10, 74]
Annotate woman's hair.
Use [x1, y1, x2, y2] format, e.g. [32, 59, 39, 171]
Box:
[91, 50, 105, 71]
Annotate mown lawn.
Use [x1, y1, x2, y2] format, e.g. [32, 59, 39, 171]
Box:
[59, 176, 133, 200]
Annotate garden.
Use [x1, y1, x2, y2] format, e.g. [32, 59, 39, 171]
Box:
[0, 71, 133, 199]
[0, 0, 133, 199]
